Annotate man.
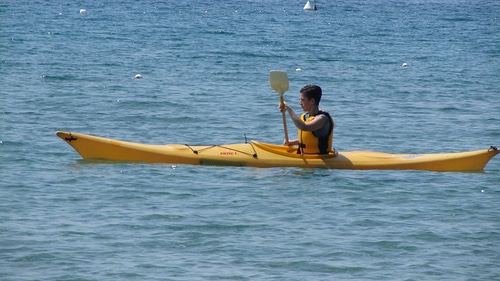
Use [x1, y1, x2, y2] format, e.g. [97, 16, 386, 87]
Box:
[280, 85, 334, 154]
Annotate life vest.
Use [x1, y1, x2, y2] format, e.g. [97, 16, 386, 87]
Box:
[298, 111, 334, 154]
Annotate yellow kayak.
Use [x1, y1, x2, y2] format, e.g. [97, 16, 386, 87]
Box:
[55, 131, 499, 172]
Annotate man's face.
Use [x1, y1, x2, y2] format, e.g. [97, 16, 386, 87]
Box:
[299, 92, 315, 112]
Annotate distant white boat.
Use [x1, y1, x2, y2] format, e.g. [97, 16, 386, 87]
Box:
[303, 1, 317, 11]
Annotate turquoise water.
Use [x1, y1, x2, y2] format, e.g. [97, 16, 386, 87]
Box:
[1, 0, 499, 280]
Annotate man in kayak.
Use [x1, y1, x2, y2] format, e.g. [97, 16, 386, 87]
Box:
[280, 85, 334, 154]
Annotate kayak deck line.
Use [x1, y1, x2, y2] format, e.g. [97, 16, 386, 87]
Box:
[55, 131, 500, 172]
[187, 144, 258, 159]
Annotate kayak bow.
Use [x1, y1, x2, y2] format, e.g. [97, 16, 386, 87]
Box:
[55, 131, 499, 172]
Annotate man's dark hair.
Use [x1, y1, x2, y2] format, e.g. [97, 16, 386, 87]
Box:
[300, 85, 322, 105]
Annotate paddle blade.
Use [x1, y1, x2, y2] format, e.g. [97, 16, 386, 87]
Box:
[269, 70, 289, 95]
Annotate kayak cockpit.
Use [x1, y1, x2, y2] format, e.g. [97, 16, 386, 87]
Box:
[251, 141, 338, 159]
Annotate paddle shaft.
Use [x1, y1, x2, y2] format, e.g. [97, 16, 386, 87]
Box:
[280, 95, 289, 143]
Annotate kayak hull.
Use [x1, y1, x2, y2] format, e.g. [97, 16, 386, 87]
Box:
[55, 131, 499, 172]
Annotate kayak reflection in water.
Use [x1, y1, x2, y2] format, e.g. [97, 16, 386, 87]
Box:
[279, 85, 334, 154]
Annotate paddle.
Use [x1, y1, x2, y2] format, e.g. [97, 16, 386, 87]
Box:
[269, 70, 290, 143]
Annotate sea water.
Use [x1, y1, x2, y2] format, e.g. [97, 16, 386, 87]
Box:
[1, 0, 499, 280]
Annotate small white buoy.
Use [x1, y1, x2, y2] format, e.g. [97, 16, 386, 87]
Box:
[134, 74, 142, 79]
[303, 1, 314, 10]
[402, 62, 408, 67]
[79, 9, 87, 15]
[295, 68, 302, 72]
